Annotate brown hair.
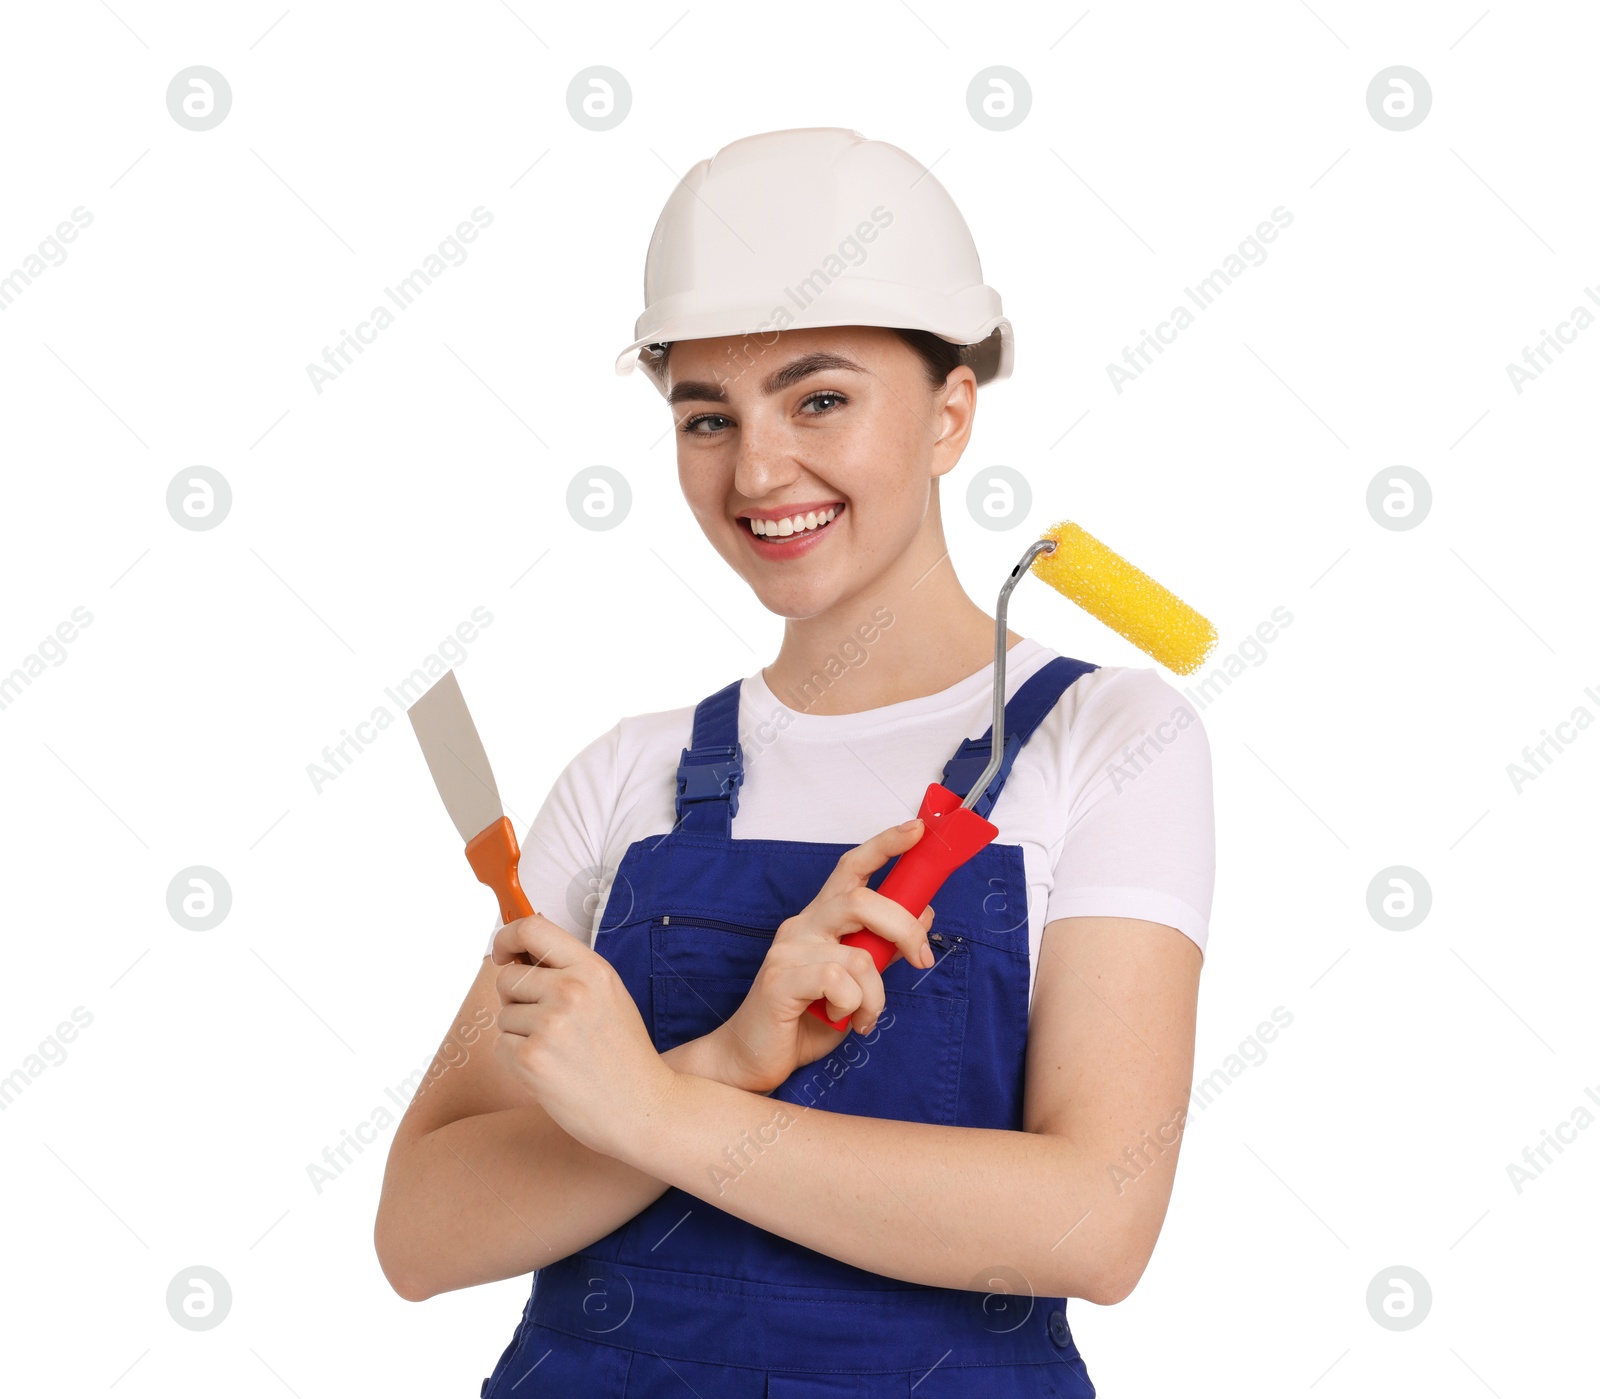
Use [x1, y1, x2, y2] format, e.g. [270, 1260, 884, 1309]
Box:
[887, 327, 968, 390]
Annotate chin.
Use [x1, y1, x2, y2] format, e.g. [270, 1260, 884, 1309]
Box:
[747, 576, 843, 622]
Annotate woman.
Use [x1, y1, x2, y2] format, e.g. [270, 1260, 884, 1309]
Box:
[375, 127, 1212, 1398]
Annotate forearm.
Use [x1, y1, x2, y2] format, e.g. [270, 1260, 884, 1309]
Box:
[382, 1034, 730, 1301]
[615, 1072, 1153, 1304]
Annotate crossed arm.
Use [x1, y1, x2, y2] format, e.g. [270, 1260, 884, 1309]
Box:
[375, 914, 1202, 1305]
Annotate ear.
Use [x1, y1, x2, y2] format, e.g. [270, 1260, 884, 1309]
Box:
[928, 365, 978, 479]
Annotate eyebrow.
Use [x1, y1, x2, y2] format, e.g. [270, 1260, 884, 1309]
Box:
[666, 350, 868, 407]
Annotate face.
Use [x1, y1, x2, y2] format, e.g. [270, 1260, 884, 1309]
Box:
[665, 325, 976, 621]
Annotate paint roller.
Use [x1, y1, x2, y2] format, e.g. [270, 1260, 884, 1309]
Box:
[805, 520, 1217, 1027]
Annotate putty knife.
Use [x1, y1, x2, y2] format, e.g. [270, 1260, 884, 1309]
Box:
[406, 670, 535, 941]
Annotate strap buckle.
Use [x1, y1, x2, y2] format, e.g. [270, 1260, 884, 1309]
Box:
[675, 743, 744, 817]
[941, 732, 1021, 813]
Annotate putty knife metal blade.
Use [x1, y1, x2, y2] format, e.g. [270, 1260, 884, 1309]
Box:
[407, 669, 505, 844]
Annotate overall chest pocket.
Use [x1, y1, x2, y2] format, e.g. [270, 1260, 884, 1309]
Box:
[647, 916, 973, 1128]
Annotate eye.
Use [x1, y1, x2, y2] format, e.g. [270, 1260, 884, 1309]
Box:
[680, 412, 731, 436]
[800, 391, 847, 415]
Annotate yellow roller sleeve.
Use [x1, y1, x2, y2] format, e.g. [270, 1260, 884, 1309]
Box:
[1029, 521, 1218, 675]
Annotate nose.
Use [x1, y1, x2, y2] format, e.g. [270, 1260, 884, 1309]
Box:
[731, 412, 803, 502]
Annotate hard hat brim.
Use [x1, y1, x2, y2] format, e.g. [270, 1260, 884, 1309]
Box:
[615, 304, 1013, 396]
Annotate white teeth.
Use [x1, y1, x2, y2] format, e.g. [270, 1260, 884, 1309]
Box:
[748, 506, 841, 539]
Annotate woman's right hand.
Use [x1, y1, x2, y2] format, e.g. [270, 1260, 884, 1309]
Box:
[710, 818, 938, 1095]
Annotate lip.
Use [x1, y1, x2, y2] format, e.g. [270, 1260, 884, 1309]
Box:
[736, 499, 844, 523]
[736, 500, 845, 560]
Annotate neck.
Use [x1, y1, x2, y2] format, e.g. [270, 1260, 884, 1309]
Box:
[762, 510, 1023, 717]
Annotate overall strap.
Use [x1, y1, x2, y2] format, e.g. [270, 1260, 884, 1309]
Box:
[941, 656, 1099, 819]
[673, 679, 746, 835]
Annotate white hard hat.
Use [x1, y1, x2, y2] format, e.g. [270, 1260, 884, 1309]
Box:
[615, 126, 1013, 396]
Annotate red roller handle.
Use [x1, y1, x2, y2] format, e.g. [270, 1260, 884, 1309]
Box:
[805, 782, 999, 1030]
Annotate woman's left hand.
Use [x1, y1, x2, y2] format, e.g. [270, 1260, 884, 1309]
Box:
[489, 913, 679, 1160]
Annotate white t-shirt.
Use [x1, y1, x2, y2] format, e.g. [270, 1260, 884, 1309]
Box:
[486, 637, 1214, 1017]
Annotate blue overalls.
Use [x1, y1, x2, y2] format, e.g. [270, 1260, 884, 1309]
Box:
[482, 656, 1100, 1398]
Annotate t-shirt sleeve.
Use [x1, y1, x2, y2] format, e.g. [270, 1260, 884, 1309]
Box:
[483, 720, 621, 957]
[1045, 667, 1215, 957]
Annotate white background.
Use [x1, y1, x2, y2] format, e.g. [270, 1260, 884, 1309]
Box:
[2, 1, 1596, 1393]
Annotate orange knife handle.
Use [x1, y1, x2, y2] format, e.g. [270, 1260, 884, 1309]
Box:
[464, 816, 535, 926]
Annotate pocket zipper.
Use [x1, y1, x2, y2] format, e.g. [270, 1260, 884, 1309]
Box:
[657, 915, 968, 953]
[656, 915, 775, 938]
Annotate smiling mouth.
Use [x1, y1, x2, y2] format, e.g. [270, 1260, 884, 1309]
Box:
[742, 504, 844, 541]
